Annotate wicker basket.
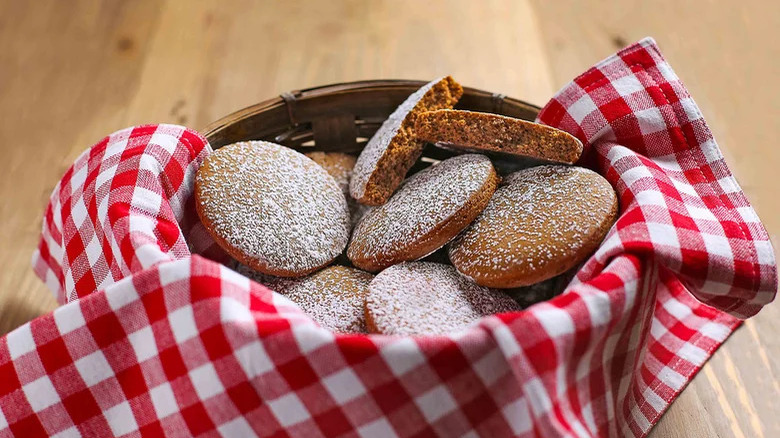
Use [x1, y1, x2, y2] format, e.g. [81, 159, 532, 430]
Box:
[202, 80, 540, 161]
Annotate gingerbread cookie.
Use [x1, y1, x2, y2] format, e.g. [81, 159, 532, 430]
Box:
[304, 151, 356, 194]
[350, 76, 463, 206]
[237, 264, 373, 333]
[364, 262, 520, 335]
[449, 165, 617, 288]
[305, 151, 363, 226]
[348, 154, 498, 272]
[415, 109, 583, 164]
[195, 141, 350, 277]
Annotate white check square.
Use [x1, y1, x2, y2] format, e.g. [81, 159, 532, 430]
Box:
[380, 338, 426, 376]
[267, 393, 310, 427]
[53, 305, 86, 335]
[105, 282, 139, 312]
[501, 397, 532, 435]
[69, 199, 88, 229]
[612, 75, 644, 96]
[168, 305, 197, 344]
[83, 237, 103, 267]
[23, 376, 59, 412]
[74, 351, 114, 387]
[128, 326, 158, 363]
[656, 366, 685, 390]
[218, 416, 255, 436]
[51, 426, 80, 438]
[159, 258, 191, 287]
[634, 107, 665, 135]
[754, 240, 775, 265]
[189, 363, 225, 401]
[699, 321, 730, 341]
[357, 418, 397, 438]
[220, 297, 253, 324]
[701, 233, 733, 259]
[646, 223, 680, 248]
[292, 324, 334, 354]
[132, 187, 163, 216]
[415, 386, 457, 423]
[7, 323, 35, 359]
[69, 166, 88, 195]
[676, 343, 707, 366]
[473, 349, 507, 387]
[621, 165, 654, 187]
[150, 131, 179, 155]
[95, 164, 118, 191]
[524, 377, 553, 415]
[128, 214, 155, 234]
[150, 382, 178, 419]
[535, 306, 576, 338]
[322, 368, 366, 404]
[569, 94, 599, 124]
[234, 340, 274, 378]
[104, 401, 138, 436]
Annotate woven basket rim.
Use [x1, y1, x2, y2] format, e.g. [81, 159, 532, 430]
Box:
[202, 79, 542, 144]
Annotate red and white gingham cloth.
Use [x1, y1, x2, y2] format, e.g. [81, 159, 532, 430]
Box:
[2, 38, 775, 437]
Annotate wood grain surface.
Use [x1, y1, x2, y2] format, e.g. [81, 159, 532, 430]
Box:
[0, 1, 777, 436]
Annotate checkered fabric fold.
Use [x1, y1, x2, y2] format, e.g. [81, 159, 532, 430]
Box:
[3, 38, 774, 437]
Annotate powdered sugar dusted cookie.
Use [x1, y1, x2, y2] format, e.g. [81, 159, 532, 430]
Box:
[304, 152, 356, 194]
[237, 264, 373, 333]
[415, 109, 583, 164]
[348, 154, 498, 272]
[350, 76, 463, 206]
[195, 141, 350, 277]
[365, 262, 520, 335]
[305, 151, 365, 227]
[449, 165, 617, 288]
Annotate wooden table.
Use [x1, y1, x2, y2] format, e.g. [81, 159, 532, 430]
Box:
[1, 1, 777, 436]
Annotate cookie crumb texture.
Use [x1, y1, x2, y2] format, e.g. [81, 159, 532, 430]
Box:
[449, 165, 618, 288]
[348, 154, 498, 272]
[365, 262, 520, 336]
[195, 141, 350, 277]
[415, 109, 583, 164]
[237, 264, 373, 334]
[350, 76, 463, 206]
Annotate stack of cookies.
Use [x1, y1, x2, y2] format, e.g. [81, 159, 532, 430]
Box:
[195, 76, 618, 336]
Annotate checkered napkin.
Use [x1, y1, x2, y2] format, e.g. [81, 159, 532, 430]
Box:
[2, 38, 775, 437]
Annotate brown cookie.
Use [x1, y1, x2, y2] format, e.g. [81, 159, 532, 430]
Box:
[305, 151, 362, 226]
[415, 109, 583, 164]
[304, 152, 356, 194]
[195, 141, 350, 277]
[350, 76, 463, 206]
[364, 262, 521, 336]
[348, 154, 498, 272]
[237, 264, 373, 333]
[449, 165, 618, 288]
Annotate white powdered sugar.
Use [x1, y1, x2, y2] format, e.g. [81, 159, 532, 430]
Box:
[449, 165, 616, 278]
[304, 152, 355, 195]
[236, 264, 373, 333]
[348, 154, 495, 264]
[365, 262, 521, 335]
[196, 141, 350, 275]
[304, 151, 365, 227]
[350, 77, 442, 200]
